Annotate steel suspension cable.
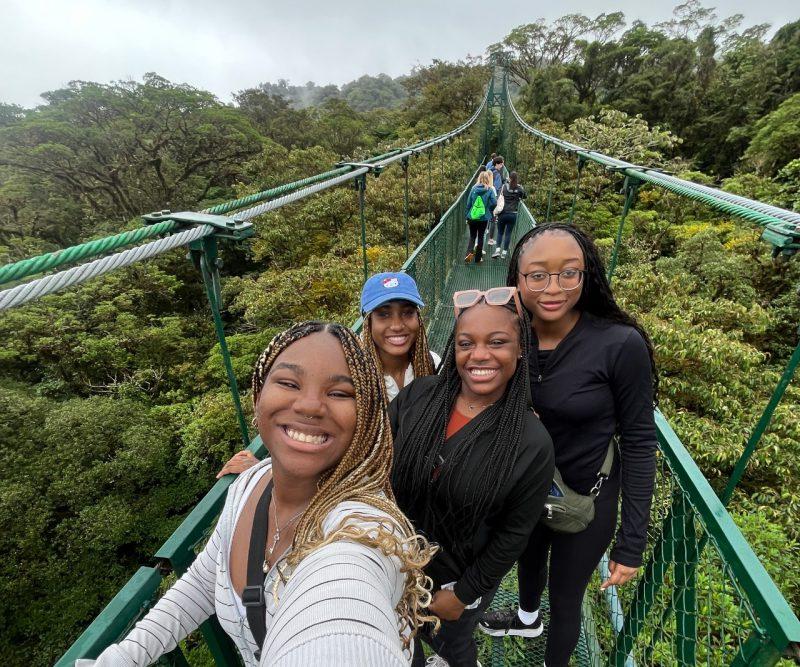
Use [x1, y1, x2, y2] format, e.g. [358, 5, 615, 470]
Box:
[0, 225, 213, 311]
[0, 221, 180, 286]
[505, 84, 799, 235]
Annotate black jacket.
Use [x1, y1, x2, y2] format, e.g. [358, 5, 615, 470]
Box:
[499, 183, 527, 213]
[389, 375, 554, 604]
[529, 312, 657, 566]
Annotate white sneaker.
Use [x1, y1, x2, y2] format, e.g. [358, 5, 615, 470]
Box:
[423, 658, 480, 667]
[501, 250, 507, 259]
[487, 238, 496, 246]
[492, 248, 501, 259]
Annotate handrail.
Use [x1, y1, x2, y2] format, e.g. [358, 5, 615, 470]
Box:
[654, 410, 800, 652]
[504, 81, 800, 252]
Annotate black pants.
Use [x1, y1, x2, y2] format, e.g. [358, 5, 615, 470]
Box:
[496, 211, 518, 251]
[412, 585, 498, 667]
[518, 477, 620, 667]
[467, 220, 488, 262]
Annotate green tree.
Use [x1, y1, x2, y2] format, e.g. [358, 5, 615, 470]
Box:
[0, 74, 263, 223]
[744, 92, 800, 174]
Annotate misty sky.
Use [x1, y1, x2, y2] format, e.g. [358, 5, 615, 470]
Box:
[2, 0, 798, 108]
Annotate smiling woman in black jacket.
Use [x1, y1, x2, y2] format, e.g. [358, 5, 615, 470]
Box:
[390, 288, 554, 667]
[479, 223, 658, 667]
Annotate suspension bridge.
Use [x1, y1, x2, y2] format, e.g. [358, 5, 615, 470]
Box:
[3, 56, 800, 666]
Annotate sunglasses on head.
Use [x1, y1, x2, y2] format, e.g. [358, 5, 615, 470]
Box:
[452, 287, 523, 319]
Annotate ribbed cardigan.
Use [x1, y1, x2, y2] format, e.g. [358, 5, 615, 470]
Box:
[77, 459, 412, 666]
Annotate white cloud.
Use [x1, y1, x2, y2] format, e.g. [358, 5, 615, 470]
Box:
[1, 0, 797, 107]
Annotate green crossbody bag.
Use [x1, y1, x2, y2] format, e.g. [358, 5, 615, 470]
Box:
[541, 438, 616, 534]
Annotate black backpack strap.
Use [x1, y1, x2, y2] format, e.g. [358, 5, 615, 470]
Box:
[241, 478, 274, 657]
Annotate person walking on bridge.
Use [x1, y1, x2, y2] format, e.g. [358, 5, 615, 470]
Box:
[464, 171, 497, 264]
[485, 156, 508, 248]
[492, 171, 527, 260]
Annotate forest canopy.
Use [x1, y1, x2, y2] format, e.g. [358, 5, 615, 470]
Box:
[1, 3, 799, 665]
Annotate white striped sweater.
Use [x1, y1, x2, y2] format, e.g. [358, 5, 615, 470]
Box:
[78, 459, 411, 666]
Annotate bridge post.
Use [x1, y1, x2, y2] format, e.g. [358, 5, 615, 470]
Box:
[545, 144, 559, 223]
[569, 156, 586, 224]
[537, 138, 548, 218]
[402, 156, 410, 259]
[722, 335, 800, 505]
[356, 174, 369, 282]
[191, 236, 251, 448]
[607, 176, 641, 282]
[440, 142, 445, 222]
[428, 150, 434, 230]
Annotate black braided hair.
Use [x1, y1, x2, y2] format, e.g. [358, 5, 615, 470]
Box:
[391, 302, 533, 564]
[506, 222, 659, 401]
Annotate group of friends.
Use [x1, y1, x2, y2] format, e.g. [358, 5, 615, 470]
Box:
[464, 154, 528, 264]
[80, 221, 657, 667]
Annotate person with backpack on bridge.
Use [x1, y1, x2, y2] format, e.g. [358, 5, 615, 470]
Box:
[491, 171, 527, 260]
[464, 171, 497, 264]
[485, 156, 508, 248]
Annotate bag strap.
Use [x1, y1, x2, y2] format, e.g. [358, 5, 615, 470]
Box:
[241, 478, 274, 657]
[590, 437, 616, 497]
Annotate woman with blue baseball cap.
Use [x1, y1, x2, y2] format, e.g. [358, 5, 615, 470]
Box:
[216, 272, 441, 479]
[360, 272, 440, 402]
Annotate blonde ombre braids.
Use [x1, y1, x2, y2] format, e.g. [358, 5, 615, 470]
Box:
[361, 309, 435, 404]
[251, 321, 437, 645]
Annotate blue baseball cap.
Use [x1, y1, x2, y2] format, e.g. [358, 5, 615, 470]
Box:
[360, 272, 425, 314]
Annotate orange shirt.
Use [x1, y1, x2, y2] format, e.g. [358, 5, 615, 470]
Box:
[446, 408, 472, 439]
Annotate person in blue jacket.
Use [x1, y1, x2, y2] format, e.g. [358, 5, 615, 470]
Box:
[464, 171, 497, 264]
[485, 156, 507, 247]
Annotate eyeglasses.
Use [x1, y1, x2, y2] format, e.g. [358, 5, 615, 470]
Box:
[519, 269, 585, 292]
[452, 287, 523, 318]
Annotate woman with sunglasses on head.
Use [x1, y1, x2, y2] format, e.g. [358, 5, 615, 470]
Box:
[390, 288, 554, 666]
[478, 223, 657, 667]
[82, 322, 435, 667]
[217, 272, 440, 479]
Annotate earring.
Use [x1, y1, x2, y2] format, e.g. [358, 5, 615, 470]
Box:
[251, 415, 258, 427]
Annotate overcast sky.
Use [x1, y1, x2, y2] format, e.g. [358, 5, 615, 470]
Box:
[2, 0, 797, 108]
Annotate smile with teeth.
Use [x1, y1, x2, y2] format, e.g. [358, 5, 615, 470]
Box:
[468, 367, 498, 377]
[386, 335, 409, 345]
[283, 426, 329, 445]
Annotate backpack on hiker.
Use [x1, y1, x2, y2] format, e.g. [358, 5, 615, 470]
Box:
[468, 190, 487, 220]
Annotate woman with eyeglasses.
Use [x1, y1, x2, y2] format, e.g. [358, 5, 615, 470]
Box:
[478, 223, 658, 667]
[390, 287, 554, 666]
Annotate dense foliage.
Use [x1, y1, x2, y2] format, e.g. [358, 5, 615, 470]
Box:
[1, 4, 798, 664]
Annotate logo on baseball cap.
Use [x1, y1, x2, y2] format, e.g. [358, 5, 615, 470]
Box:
[360, 272, 425, 314]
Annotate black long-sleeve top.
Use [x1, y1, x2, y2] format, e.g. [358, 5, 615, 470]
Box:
[500, 183, 527, 213]
[389, 375, 554, 605]
[529, 312, 657, 566]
